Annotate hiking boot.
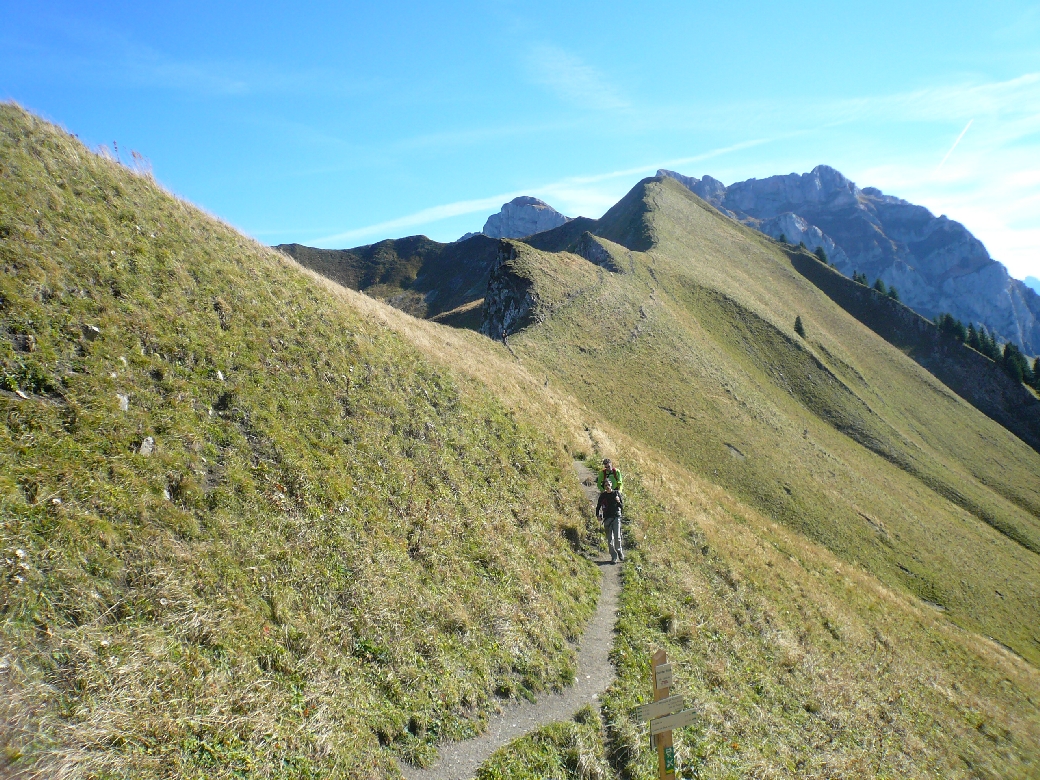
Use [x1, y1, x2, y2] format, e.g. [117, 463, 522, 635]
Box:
[618, 550, 625, 561]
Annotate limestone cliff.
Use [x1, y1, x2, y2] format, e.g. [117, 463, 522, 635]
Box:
[478, 196, 571, 239]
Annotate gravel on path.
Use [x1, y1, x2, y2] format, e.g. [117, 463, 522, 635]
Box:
[398, 461, 621, 780]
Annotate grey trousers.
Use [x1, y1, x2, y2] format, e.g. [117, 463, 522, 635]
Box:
[603, 513, 623, 560]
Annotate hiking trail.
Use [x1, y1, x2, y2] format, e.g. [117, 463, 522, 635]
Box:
[398, 461, 621, 780]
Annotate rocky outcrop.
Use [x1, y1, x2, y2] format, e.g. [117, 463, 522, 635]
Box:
[480, 243, 538, 339]
[481, 197, 571, 239]
[659, 166, 1040, 356]
[757, 213, 849, 267]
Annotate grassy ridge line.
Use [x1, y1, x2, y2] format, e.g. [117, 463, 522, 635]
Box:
[277, 234, 500, 322]
[0, 104, 600, 779]
[500, 182, 1040, 665]
[447, 178, 1040, 775]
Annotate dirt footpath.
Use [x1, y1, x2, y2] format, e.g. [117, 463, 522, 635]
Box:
[399, 461, 621, 780]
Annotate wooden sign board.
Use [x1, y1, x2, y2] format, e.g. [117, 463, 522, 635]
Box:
[633, 695, 684, 723]
[654, 663, 673, 690]
[650, 708, 697, 736]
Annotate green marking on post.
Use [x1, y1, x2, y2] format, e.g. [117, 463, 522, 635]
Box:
[664, 745, 676, 772]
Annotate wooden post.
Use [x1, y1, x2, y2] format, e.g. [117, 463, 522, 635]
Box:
[651, 649, 677, 780]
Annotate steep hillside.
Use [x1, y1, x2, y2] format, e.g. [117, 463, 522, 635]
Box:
[660, 165, 1040, 355]
[340, 177, 1040, 778]
[5, 104, 1040, 780]
[0, 105, 601, 778]
[327, 250, 1040, 779]
[277, 233, 500, 321]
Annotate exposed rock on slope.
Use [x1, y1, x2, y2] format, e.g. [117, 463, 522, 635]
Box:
[480, 196, 571, 239]
[480, 243, 538, 339]
[660, 165, 1040, 355]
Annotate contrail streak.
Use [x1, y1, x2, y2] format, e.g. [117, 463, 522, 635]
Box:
[936, 119, 973, 171]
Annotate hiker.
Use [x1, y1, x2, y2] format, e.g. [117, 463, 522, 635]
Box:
[596, 481, 624, 564]
[596, 458, 623, 493]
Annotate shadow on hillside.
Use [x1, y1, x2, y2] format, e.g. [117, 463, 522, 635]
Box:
[787, 249, 1040, 457]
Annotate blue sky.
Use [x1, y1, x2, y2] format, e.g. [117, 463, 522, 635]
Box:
[3, 1, 1039, 279]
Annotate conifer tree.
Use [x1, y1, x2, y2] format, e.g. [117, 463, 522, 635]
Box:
[794, 315, 806, 338]
[967, 323, 979, 350]
[1003, 343, 1027, 383]
[887, 286, 900, 301]
[778, 233, 787, 244]
[985, 330, 1002, 359]
[954, 318, 967, 342]
[815, 246, 828, 264]
[873, 278, 887, 294]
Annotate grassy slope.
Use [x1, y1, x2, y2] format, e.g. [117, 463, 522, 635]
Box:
[479, 178, 1040, 777]
[307, 237, 1040, 778]
[5, 105, 1040, 780]
[0, 105, 601, 779]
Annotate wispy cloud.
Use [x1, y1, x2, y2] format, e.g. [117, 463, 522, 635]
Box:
[526, 44, 628, 110]
[311, 193, 526, 245]
[310, 138, 772, 246]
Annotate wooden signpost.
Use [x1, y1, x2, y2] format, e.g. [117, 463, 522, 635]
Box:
[632, 649, 696, 780]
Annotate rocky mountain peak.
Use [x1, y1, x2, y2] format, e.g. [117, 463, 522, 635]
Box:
[481, 196, 571, 239]
[661, 165, 1040, 355]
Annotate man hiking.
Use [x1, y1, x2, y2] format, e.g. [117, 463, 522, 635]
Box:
[596, 481, 624, 564]
[596, 458, 623, 493]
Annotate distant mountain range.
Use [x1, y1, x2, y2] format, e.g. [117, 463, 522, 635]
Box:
[285, 166, 1039, 357]
[659, 166, 1040, 356]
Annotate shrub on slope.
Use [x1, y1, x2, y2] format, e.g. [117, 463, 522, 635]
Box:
[0, 105, 598, 778]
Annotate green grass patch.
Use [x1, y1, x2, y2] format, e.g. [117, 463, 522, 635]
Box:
[0, 104, 599, 778]
[476, 705, 612, 780]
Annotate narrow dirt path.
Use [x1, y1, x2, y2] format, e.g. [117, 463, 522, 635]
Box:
[399, 462, 620, 780]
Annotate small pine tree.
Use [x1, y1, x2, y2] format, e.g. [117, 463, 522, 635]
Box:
[778, 233, 787, 244]
[986, 330, 999, 359]
[798, 241, 807, 250]
[887, 285, 900, 301]
[1033, 357, 1040, 390]
[873, 278, 887, 294]
[966, 323, 979, 350]
[815, 246, 828, 264]
[794, 315, 806, 338]
[1003, 343, 1026, 383]
[935, 313, 966, 342]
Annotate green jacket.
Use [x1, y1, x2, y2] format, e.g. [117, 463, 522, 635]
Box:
[597, 467, 623, 492]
